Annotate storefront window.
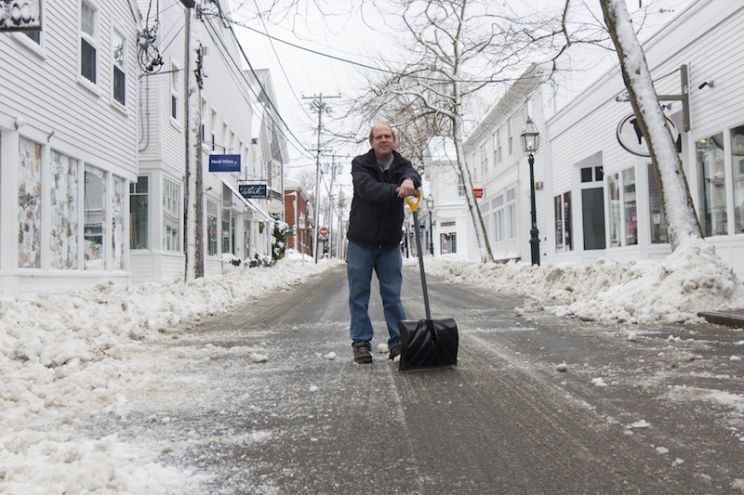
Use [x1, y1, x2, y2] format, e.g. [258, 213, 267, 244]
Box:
[607, 173, 621, 247]
[222, 208, 232, 254]
[554, 192, 573, 251]
[163, 178, 180, 251]
[18, 138, 42, 268]
[129, 176, 149, 249]
[84, 165, 106, 270]
[732, 126, 744, 233]
[648, 164, 668, 243]
[112, 176, 126, 269]
[697, 133, 726, 236]
[623, 168, 637, 245]
[207, 200, 218, 256]
[50, 151, 79, 269]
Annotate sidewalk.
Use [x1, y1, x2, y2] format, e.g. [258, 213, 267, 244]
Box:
[699, 309, 744, 328]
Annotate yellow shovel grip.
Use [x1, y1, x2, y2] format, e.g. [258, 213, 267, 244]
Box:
[404, 194, 421, 213]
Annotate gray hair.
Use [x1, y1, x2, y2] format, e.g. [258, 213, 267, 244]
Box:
[368, 122, 397, 143]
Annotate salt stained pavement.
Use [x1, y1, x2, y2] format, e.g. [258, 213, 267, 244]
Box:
[2, 240, 743, 493]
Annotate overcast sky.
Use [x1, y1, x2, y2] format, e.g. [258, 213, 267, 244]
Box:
[227, 0, 695, 194]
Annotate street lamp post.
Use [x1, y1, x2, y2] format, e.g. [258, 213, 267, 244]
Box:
[426, 196, 434, 255]
[520, 117, 541, 266]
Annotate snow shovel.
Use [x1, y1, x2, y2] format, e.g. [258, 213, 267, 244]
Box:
[398, 195, 458, 372]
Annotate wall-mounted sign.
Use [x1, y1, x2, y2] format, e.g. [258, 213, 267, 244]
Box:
[238, 182, 268, 199]
[0, 1, 42, 31]
[209, 154, 240, 172]
[473, 188, 484, 199]
[616, 113, 681, 157]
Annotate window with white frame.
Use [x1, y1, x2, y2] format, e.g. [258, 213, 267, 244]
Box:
[697, 133, 726, 236]
[492, 132, 498, 167]
[207, 199, 218, 256]
[112, 30, 126, 105]
[494, 195, 505, 242]
[731, 126, 744, 233]
[129, 176, 149, 249]
[50, 151, 80, 269]
[163, 178, 180, 251]
[18, 137, 42, 268]
[506, 187, 516, 239]
[507, 118, 513, 156]
[84, 165, 106, 270]
[480, 143, 488, 176]
[457, 174, 465, 197]
[112, 175, 126, 269]
[80, 0, 97, 84]
[25, 31, 41, 44]
[608, 173, 621, 247]
[494, 129, 501, 165]
[170, 62, 180, 120]
[647, 164, 668, 243]
[554, 191, 573, 251]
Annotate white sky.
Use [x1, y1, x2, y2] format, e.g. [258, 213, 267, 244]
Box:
[2, 239, 743, 492]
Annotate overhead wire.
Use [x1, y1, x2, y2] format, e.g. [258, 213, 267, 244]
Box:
[201, 12, 314, 160]
[205, 2, 316, 158]
[251, 0, 315, 125]
[221, 17, 544, 85]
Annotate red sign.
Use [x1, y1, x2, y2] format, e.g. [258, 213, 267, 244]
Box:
[473, 188, 484, 199]
[319, 227, 329, 237]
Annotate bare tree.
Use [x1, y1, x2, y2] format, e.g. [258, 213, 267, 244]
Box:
[600, 0, 701, 250]
[349, 0, 560, 262]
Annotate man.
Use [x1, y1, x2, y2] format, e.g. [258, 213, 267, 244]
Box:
[346, 122, 421, 364]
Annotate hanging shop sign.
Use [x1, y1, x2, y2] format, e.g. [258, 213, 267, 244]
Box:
[209, 154, 241, 173]
[238, 182, 268, 199]
[616, 113, 681, 158]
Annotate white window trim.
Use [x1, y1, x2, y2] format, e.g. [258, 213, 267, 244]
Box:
[170, 59, 181, 126]
[110, 27, 127, 110]
[79, 0, 99, 87]
[12, 31, 45, 59]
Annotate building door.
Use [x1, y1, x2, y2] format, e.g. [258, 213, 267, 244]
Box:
[582, 187, 606, 250]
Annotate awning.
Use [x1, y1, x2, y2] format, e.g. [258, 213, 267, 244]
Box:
[221, 179, 273, 222]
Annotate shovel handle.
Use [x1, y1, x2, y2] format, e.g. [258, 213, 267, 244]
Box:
[404, 195, 421, 213]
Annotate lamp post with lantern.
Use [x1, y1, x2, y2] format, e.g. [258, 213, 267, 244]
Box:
[425, 196, 434, 255]
[520, 117, 541, 266]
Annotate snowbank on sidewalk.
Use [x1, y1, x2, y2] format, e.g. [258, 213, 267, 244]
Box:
[426, 239, 744, 324]
[0, 258, 338, 493]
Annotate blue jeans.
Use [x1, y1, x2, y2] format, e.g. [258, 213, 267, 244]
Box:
[347, 241, 406, 349]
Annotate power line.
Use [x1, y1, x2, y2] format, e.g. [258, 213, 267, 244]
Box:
[204, 3, 316, 159]
[201, 12, 314, 160]
[252, 0, 315, 126]
[222, 16, 542, 85]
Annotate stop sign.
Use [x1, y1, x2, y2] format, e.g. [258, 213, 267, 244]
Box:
[319, 226, 329, 237]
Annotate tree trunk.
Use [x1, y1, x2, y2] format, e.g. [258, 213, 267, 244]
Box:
[600, 0, 701, 250]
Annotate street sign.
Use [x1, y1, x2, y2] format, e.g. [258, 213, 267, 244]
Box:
[238, 182, 268, 199]
[208, 154, 241, 172]
[473, 188, 484, 199]
[319, 226, 329, 237]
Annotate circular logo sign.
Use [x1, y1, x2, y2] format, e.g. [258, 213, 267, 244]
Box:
[319, 227, 329, 237]
[616, 113, 680, 157]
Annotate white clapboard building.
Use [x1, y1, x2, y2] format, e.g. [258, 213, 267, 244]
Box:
[0, 1, 140, 296]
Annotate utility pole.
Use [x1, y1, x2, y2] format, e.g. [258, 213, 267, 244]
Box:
[327, 155, 336, 258]
[183, 2, 195, 281]
[302, 93, 340, 263]
[182, 1, 205, 280]
[194, 42, 206, 278]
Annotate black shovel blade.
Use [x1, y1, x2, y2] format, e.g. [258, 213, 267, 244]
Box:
[398, 317, 458, 372]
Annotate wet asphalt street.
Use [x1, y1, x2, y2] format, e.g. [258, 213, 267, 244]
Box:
[105, 263, 744, 494]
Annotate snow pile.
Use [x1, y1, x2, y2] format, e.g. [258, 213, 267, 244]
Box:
[427, 239, 744, 324]
[0, 258, 338, 493]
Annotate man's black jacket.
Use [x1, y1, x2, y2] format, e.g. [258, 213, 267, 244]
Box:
[346, 149, 422, 249]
